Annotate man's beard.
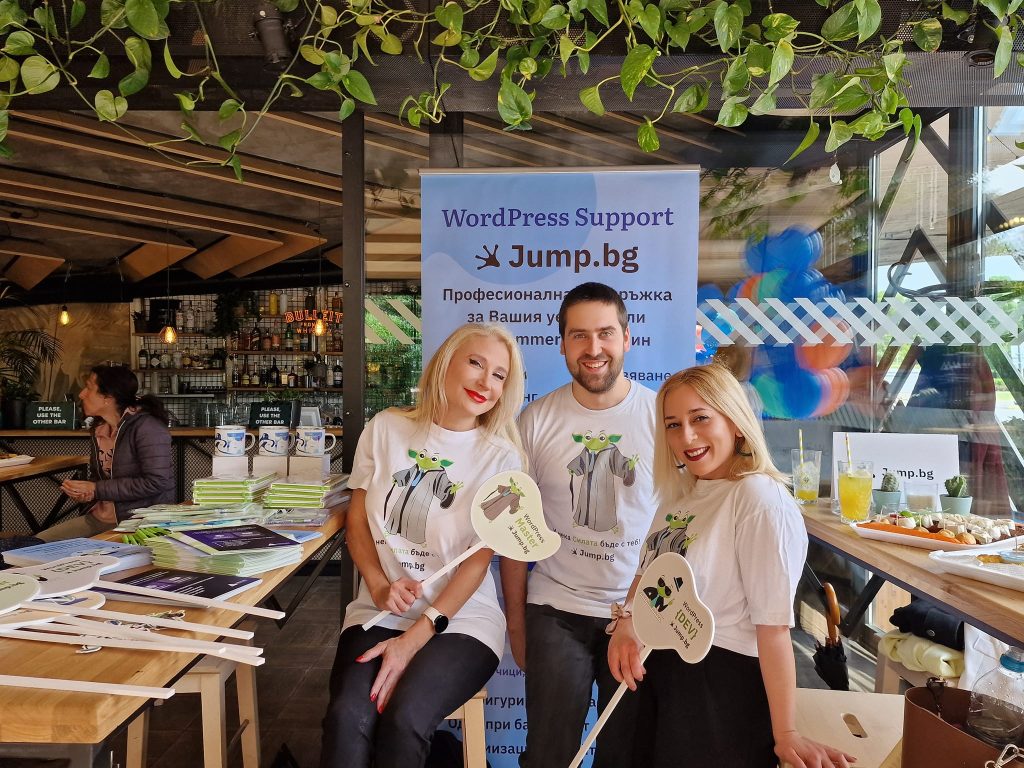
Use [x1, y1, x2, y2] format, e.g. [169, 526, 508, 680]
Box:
[571, 356, 622, 394]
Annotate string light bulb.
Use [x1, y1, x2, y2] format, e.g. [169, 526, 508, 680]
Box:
[313, 317, 326, 336]
[161, 324, 178, 344]
[59, 305, 70, 325]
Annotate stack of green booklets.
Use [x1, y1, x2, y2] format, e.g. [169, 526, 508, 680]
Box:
[262, 473, 349, 509]
[145, 524, 303, 577]
[192, 473, 278, 505]
[116, 502, 267, 533]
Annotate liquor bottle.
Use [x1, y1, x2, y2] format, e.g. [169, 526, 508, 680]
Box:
[250, 321, 261, 351]
[299, 330, 310, 352]
[184, 302, 195, 333]
[193, 304, 204, 333]
[240, 357, 250, 387]
[278, 291, 289, 315]
[284, 325, 294, 351]
[230, 356, 240, 387]
[304, 290, 315, 311]
[288, 366, 297, 388]
[149, 350, 161, 369]
[332, 356, 343, 387]
[138, 347, 148, 370]
[172, 349, 183, 369]
[269, 291, 279, 316]
[181, 348, 192, 369]
[269, 357, 280, 387]
[174, 305, 184, 332]
[271, 332, 281, 351]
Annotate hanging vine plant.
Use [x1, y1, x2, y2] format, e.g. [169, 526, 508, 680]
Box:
[0, 0, 1018, 164]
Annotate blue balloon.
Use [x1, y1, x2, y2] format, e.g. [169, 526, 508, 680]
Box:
[776, 227, 822, 272]
[726, 280, 744, 301]
[697, 283, 725, 304]
[781, 368, 824, 419]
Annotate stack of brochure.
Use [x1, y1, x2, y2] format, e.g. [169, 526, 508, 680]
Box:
[99, 567, 262, 606]
[116, 502, 267, 533]
[144, 524, 302, 577]
[191, 473, 277, 505]
[262, 474, 349, 509]
[2, 538, 152, 572]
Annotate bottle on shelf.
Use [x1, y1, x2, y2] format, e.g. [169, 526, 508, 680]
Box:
[261, 328, 272, 351]
[138, 347, 148, 370]
[299, 330, 310, 352]
[269, 291, 279, 316]
[288, 366, 297, 388]
[260, 356, 270, 386]
[149, 350, 161, 369]
[184, 302, 195, 333]
[313, 353, 327, 389]
[181, 348, 192, 369]
[174, 304, 184, 332]
[194, 303, 204, 333]
[269, 357, 280, 387]
[284, 325, 294, 351]
[240, 357, 250, 387]
[966, 647, 1024, 747]
[304, 290, 315, 311]
[278, 291, 289, 315]
[227, 354, 237, 387]
[271, 332, 281, 351]
[250, 321, 261, 351]
[332, 357, 343, 388]
[172, 349, 183, 369]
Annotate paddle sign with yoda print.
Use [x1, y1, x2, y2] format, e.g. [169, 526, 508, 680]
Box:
[363, 470, 559, 630]
[567, 552, 715, 768]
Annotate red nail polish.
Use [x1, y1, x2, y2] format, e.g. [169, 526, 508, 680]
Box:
[377, 703, 383, 714]
[370, 693, 377, 702]
[355, 655, 365, 662]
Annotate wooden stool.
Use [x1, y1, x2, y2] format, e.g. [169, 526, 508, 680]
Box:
[127, 655, 260, 768]
[874, 652, 959, 693]
[784, 688, 905, 768]
[445, 688, 487, 768]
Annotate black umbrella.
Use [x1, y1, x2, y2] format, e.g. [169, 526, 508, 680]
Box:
[812, 582, 850, 691]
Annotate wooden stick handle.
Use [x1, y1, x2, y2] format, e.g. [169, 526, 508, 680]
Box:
[0, 674, 174, 699]
[568, 647, 652, 768]
[96, 580, 285, 620]
[361, 542, 487, 631]
[27, 602, 254, 640]
[49, 616, 263, 657]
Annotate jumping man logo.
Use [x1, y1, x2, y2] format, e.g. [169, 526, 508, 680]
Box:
[384, 449, 464, 545]
[566, 429, 639, 532]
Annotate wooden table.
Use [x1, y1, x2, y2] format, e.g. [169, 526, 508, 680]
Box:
[0, 504, 346, 762]
[803, 502, 1024, 646]
[0, 454, 89, 533]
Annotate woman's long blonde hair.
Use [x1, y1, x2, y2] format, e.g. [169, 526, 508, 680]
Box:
[395, 323, 526, 464]
[653, 363, 785, 497]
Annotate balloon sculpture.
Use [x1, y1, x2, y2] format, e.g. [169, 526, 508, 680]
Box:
[697, 226, 853, 419]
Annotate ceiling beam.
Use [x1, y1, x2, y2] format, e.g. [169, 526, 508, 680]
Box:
[0, 205, 194, 252]
[230, 233, 328, 277]
[0, 238, 59, 260]
[263, 112, 431, 162]
[531, 113, 678, 165]
[464, 115, 615, 164]
[606, 113, 720, 152]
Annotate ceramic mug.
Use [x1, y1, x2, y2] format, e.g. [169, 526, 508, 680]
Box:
[258, 425, 294, 456]
[295, 426, 336, 456]
[214, 424, 255, 457]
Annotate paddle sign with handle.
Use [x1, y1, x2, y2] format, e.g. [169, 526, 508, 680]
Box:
[568, 553, 714, 768]
[363, 470, 558, 630]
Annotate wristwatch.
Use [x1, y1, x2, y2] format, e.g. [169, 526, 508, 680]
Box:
[423, 605, 449, 634]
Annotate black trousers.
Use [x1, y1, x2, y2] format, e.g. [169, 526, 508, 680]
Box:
[319, 625, 499, 768]
[633, 644, 778, 768]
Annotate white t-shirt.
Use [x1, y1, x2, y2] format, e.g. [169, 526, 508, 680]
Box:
[640, 473, 807, 657]
[342, 409, 520, 658]
[519, 381, 658, 617]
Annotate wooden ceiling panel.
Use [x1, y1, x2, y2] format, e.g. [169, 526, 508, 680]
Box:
[3, 253, 64, 290]
[230, 233, 327, 277]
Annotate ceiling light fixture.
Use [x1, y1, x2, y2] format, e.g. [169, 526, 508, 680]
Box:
[159, 222, 177, 344]
[58, 264, 72, 325]
[59, 305, 70, 326]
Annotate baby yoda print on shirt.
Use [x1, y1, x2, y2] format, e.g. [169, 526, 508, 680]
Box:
[566, 429, 639, 532]
[643, 512, 697, 564]
[384, 449, 465, 545]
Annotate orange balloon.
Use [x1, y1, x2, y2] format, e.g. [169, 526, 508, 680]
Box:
[815, 367, 850, 416]
[738, 275, 762, 301]
[795, 320, 853, 370]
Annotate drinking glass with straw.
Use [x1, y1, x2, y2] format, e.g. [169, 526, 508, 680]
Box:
[837, 435, 873, 522]
[791, 429, 821, 505]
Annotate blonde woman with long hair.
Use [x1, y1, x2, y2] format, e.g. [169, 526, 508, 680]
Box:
[607, 364, 856, 768]
[320, 323, 526, 768]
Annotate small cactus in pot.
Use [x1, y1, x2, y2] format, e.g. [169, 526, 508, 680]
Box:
[872, 471, 902, 511]
[940, 474, 972, 515]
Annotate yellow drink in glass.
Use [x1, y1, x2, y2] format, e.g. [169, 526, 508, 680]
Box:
[796, 488, 818, 502]
[837, 460, 873, 522]
[791, 449, 821, 506]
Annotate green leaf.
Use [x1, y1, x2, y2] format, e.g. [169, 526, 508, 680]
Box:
[995, 24, 1013, 76]
[94, 89, 128, 121]
[761, 12, 797, 42]
[750, 86, 776, 115]
[380, 33, 402, 54]
[637, 119, 660, 151]
[306, 71, 335, 90]
[218, 129, 241, 152]
[118, 68, 149, 96]
[822, 3, 859, 41]
[855, 0, 881, 43]
[540, 4, 570, 28]
[497, 78, 533, 126]
[338, 98, 355, 121]
[716, 96, 748, 127]
[579, 84, 605, 115]
[638, 4, 662, 41]
[666, 19, 690, 49]
[33, 5, 56, 35]
[559, 34, 575, 66]
[672, 83, 708, 113]
[124, 36, 152, 72]
[0, 141, 13, 159]
[880, 85, 898, 114]
[174, 92, 195, 111]
[321, 4, 339, 26]
[981, 0, 1008, 19]
[769, 39, 793, 85]
[809, 72, 838, 109]
[20, 55, 59, 94]
[100, 0, 128, 28]
[0, 110, 7, 143]
[940, 2, 968, 25]
[432, 28, 462, 46]
[0, 55, 17, 82]
[341, 70, 376, 104]
[825, 120, 854, 152]
[435, 2, 464, 32]
[300, 44, 325, 64]
[620, 43, 656, 100]
[218, 98, 242, 120]
[882, 51, 906, 81]
[722, 55, 748, 95]
[163, 41, 182, 78]
[587, 0, 608, 26]
[786, 118, 820, 163]
[713, 3, 743, 51]
[228, 154, 243, 182]
[832, 80, 869, 113]
[850, 109, 884, 138]
[519, 57, 538, 76]
[745, 42, 771, 77]
[179, 119, 204, 144]
[459, 48, 480, 68]
[324, 51, 350, 75]
[125, 0, 160, 38]
[912, 18, 942, 52]
[3, 31, 34, 56]
[686, 6, 710, 33]
[469, 48, 499, 80]
[70, 0, 87, 28]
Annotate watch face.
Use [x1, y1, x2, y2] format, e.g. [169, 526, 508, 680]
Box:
[434, 613, 449, 633]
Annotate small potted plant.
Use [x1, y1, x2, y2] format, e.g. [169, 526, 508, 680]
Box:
[940, 474, 973, 515]
[131, 310, 147, 333]
[873, 471, 902, 511]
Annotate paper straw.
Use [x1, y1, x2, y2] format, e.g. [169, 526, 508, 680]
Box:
[798, 429, 805, 466]
[845, 433, 853, 466]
